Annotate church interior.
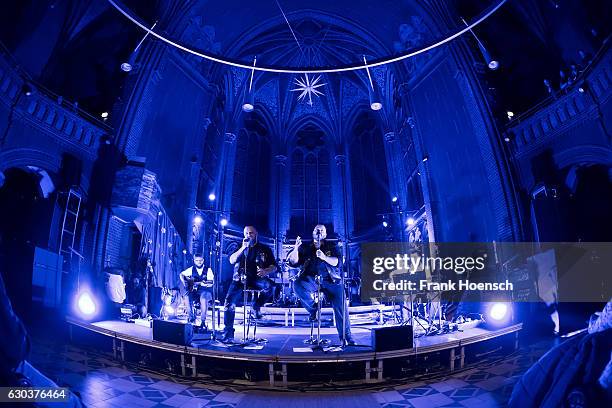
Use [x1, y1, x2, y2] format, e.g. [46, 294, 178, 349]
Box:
[0, 1, 611, 407]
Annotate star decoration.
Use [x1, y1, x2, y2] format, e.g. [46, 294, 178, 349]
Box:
[291, 74, 326, 106]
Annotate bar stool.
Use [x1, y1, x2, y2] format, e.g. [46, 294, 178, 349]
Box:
[242, 288, 267, 344]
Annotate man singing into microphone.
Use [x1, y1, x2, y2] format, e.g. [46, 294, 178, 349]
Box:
[289, 224, 355, 345]
[221, 225, 277, 342]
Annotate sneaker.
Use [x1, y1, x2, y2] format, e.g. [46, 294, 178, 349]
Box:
[221, 332, 234, 343]
[344, 336, 356, 346]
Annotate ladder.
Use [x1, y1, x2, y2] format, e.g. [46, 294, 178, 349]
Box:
[58, 188, 82, 275]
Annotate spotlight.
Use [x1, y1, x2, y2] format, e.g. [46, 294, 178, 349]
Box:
[506, 111, 514, 119]
[406, 217, 415, 226]
[76, 291, 96, 317]
[391, 196, 398, 203]
[504, 136, 511, 142]
[382, 220, 389, 228]
[363, 55, 383, 111]
[242, 91, 255, 112]
[369, 90, 383, 111]
[578, 87, 585, 93]
[422, 156, 429, 163]
[208, 193, 216, 201]
[489, 303, 508, 321]
[24, 86, 33, 96]
[461, 18, 499, 71]
[220, 218, 228, 227]
[242, 56, 257, 112]
[101, 112, 109, 119]
[120, 21, 157, 73]
[193, 215, 203, 224]
[487, 59, 500, 70]
[182, 249, 187, 254]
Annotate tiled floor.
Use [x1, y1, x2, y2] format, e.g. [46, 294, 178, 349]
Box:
[28, 337, 552, 407]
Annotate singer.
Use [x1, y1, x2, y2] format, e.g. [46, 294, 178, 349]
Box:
[288, 224, 355, 345]
[221, 225, 277, 342]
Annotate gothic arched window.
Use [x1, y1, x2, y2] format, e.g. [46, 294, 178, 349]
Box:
[289, 125, 332, 235]
[349, 111, 390, 232]
[231, 129, 271, 230]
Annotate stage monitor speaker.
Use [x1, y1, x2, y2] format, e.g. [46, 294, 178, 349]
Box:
[371, 325, 413, 352]
[152, 319, 193, 346]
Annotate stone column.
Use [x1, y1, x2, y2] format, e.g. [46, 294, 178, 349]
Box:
[383, 131, 408, 207]
[219, 132, 237, 216]
[334, 154, 350, 269]
[273, 154, 288, 256]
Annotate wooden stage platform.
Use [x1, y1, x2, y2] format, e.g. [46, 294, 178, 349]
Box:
[66, 316, 522, 386]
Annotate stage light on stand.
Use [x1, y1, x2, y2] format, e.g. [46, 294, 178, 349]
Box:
[242, 56, 257, 112]
[483, 302, 512, 327]
[363, 55, 383, 111]
[489, 303, 508, 320]
[76, 291, 96, 318]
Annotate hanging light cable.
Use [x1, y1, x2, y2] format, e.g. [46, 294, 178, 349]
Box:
[363, 55, 382, 111]
[107, 0, 508, 74]
[461, 17, 499, 70]
[121, 20, 157, 72]
[242, 56, 257, 112]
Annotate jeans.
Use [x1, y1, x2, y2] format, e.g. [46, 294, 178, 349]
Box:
[188, 287, 212, 323]
[223, 277, 273, 337]
[294, 274, 352, 340]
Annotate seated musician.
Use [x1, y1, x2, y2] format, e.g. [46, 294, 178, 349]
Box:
[288, 224, 355, 345]
[179, 253, 214, 330]
[221, 225, 277, 343]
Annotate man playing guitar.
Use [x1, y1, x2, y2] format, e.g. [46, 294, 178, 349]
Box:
[179, 253, 214, 330]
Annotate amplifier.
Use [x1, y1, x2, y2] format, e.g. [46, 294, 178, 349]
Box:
[371, 325, 413, 352]
[152, 319, 193, 346]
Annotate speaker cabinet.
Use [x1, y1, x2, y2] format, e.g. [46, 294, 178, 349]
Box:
[152, 319, 193, 346]
[371, 325, 413, 352]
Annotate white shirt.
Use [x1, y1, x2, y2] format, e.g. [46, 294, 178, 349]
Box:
[180, 266, 214, 282]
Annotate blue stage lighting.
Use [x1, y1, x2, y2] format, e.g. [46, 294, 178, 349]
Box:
[220, 218, 228, 227]
[489, 303, 509, 321]
[77, 291, 96, 317]
[208, 193, 216, 201]
[382, 221, 389, 228]
[193, 215, 203, 225]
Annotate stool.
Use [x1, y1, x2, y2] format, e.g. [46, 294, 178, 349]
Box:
[243, 288, 267, 344]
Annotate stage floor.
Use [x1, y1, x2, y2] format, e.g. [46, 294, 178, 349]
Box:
[80, 317, 517, 361]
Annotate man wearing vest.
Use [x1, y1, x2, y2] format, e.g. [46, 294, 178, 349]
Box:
[179, 253, 214, 330]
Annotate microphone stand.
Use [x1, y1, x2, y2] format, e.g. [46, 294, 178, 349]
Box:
[306, 233, 329, 350]
[340, 238, 348, 347]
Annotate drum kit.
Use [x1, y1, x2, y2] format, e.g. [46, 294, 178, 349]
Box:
[269, 260, 361, 307]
